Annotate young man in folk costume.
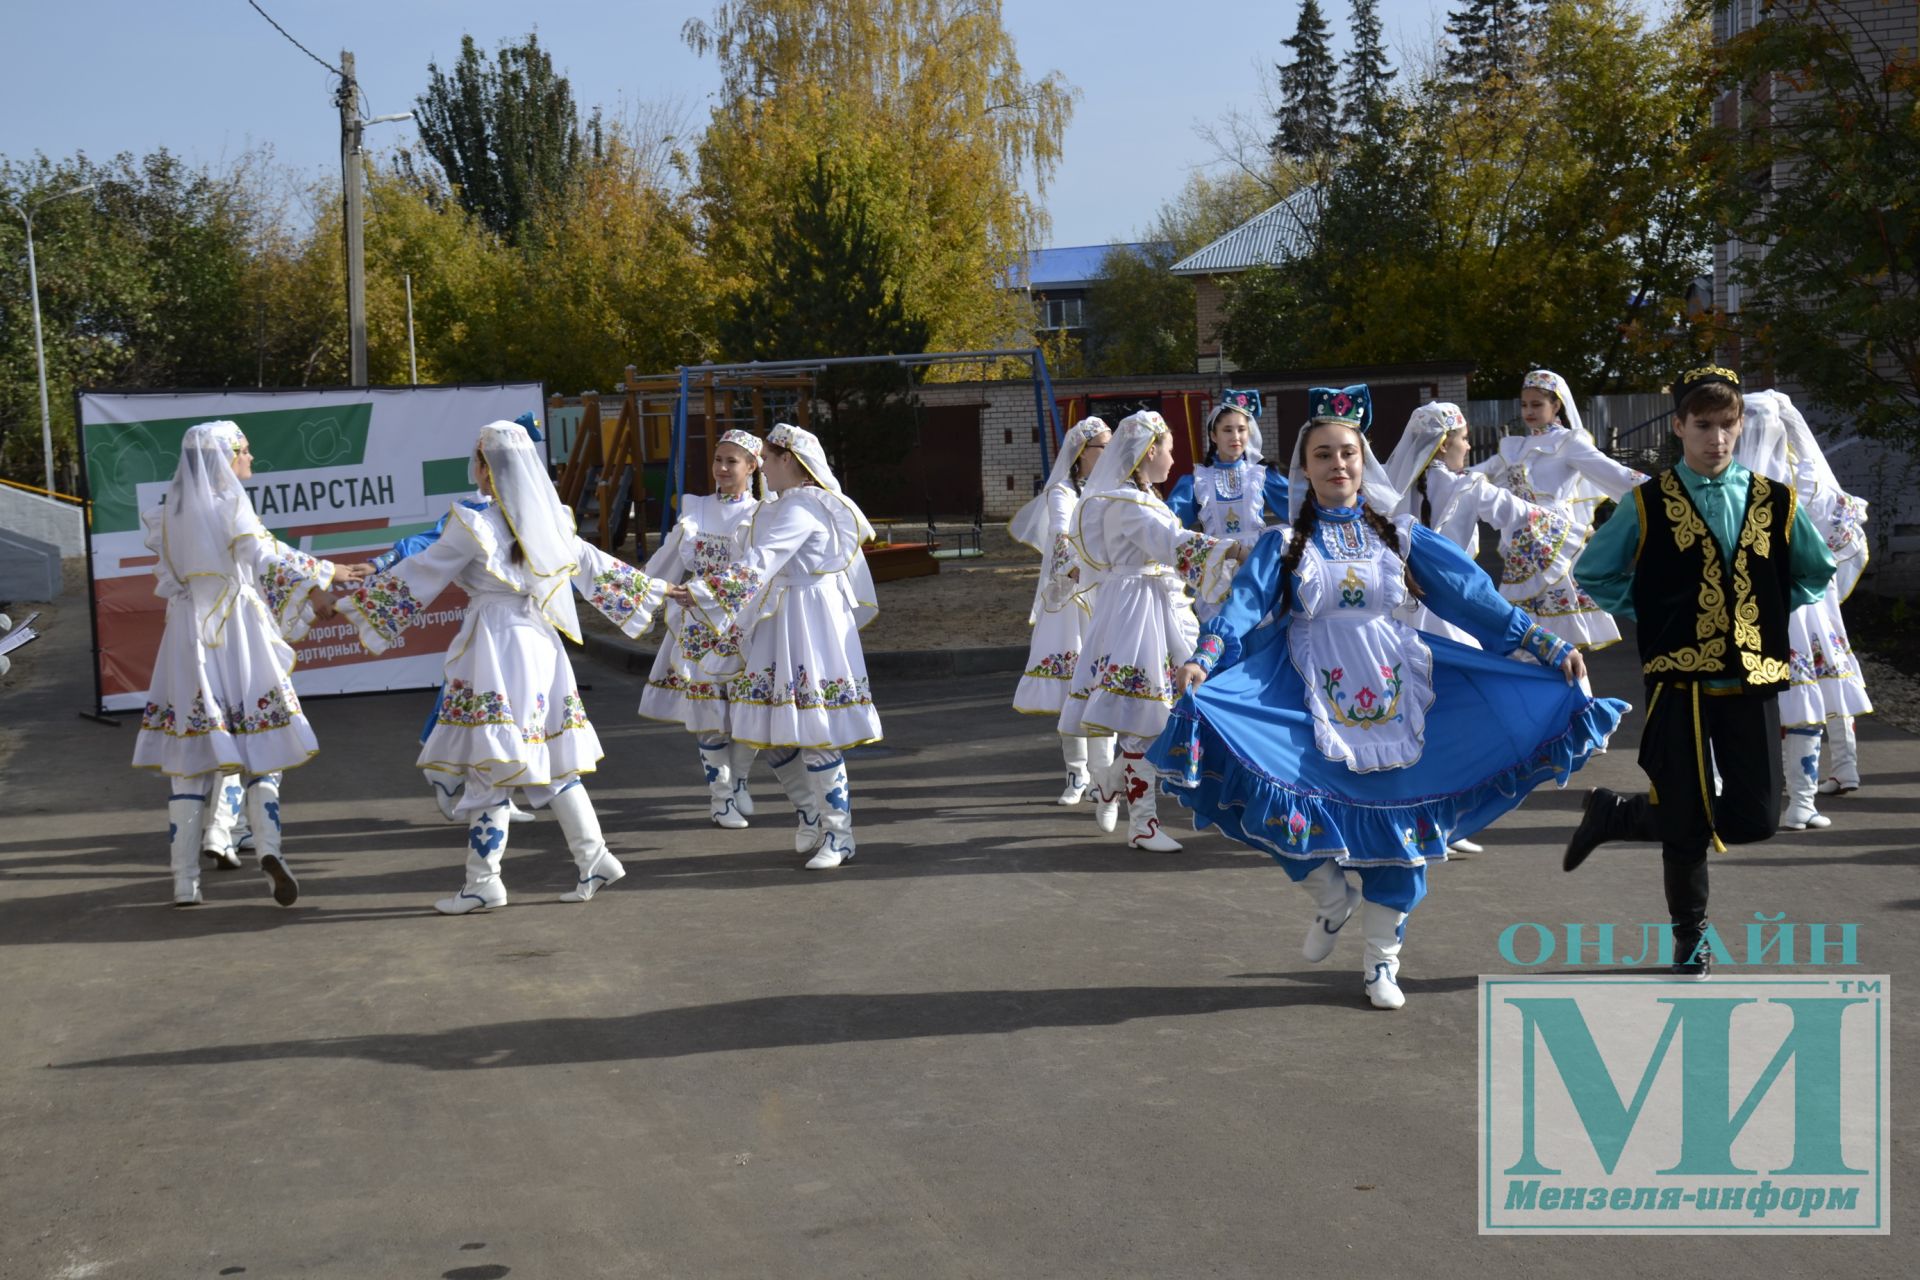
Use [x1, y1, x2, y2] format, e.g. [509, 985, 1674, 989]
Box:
[1563, 367, 1837, 978]
[637, 429, 767, 828]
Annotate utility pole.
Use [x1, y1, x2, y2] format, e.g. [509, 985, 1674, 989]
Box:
[337, 50, 368, 386]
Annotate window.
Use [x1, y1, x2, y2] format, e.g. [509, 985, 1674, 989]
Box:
[1038, 295, 1084, 330]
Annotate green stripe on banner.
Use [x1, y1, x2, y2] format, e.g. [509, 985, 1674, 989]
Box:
[422, 457, 472, 496]
[307, 521, 438, 553]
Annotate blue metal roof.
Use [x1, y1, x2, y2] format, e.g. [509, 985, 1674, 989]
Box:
[1010, 242, 1164, 291]
[1169, 187, 1321, 275]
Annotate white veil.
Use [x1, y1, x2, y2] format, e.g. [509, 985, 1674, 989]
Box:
[768, 422, 876, 542]
[1383, 403, 1466, 508]
[1009, 416, 1111, 551]
[477, 419, 582, 642]
[1070, 411, 1170, 571]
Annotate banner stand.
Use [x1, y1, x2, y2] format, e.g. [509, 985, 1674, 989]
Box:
[72, 386, 120, 725]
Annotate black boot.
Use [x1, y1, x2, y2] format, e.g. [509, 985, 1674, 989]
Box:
[1562, 788, 1657, 872]
[1672, 922, 1712, 982]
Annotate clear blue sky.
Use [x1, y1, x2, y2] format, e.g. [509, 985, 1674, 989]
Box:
[5, 1, 1484, 247]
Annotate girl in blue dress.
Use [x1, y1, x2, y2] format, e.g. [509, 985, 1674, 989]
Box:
[1149, 386, 1628, 1009]
[1165, 392, 1290, 620]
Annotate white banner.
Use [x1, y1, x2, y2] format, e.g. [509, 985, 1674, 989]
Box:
[80, 384, 544, 712]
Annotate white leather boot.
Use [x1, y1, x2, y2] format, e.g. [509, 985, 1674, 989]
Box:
[1781, 731, 1830, 829]
[199, 774, 244, 870]
[701, 740, 747, 829]
[770, 750, 825, 853]
[1819, 714, 1860, 794]
[804, 756, 856, 869]
[1088, 735, 1121, 832]
[1300, 861, 1361, 962]
[1057, 735, 1090, 805]
[437, 804, 511, 915]
[246, 774, 298, 906]
[168, 791, 206, 906]
[728, 739, 758, 817]
[550, 783, 626, 902]
[1361, 901, 1408, 1010]
[1122, 750, 1181, 852]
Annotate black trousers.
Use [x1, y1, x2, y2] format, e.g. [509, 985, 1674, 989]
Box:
[1636, 684, 1781, 930]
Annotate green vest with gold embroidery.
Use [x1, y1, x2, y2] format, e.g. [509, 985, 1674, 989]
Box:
[1629, 469, 1795, 691]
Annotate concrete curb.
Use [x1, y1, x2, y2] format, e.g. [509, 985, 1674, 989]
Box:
[580, 629, 1030, 680]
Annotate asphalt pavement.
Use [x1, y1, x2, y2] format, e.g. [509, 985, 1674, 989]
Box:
[1, 589, 1913, 1278]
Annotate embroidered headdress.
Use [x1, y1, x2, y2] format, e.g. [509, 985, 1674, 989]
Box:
[1288, 386, 1396, 522]
[1204, 389, 1265, 461]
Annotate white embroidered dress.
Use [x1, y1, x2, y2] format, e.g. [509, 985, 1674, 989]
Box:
[637, 490, 760, 733]
[1058, 488, 1236, 740]
[337, 498, 662, 794]
[1475, 426, 1646, 648]
[132, 509, 337, 778]
[1012, 481, 1091, 714]
[682, 487, 882, 751]
[1396, 463, 1585, 648]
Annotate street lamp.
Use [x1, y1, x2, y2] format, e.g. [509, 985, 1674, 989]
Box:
[7, 182, 97, 496]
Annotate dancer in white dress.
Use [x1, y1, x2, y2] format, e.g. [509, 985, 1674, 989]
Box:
[1011, 416, 1113, 806]
[1166, 391, 1290, 620]
[1734, 390, 1874, 829]
[132, 421, 355, 907]
[1382, 400, 1585, 855]
[1059, 411, 1244, 851]
[334, 421, 666, 914]
[669, 423, 881, 869]
[638, 429, 765, 828]
[1475, 369, 1647, 649]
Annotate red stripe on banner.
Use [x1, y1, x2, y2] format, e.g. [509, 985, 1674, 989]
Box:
[284, 516, 393, 539]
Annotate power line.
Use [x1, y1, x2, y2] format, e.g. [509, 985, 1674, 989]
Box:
[246, 0, 342, 78]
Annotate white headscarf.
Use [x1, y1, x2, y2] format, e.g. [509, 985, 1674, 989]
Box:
[1078, 410, 1168, 497]
[1383, 403, 1467, 508]
[158, 421, 259, 584]
[1286, 419, 1398, 523]
[1734, 390, 1792, 484]
[767, 422, 876, 542]
[1069, 411, 1173, 572]
[1772, 392, 1844, 495]
[1009, 416, 1112, 552]
[476, 419, 582, 642]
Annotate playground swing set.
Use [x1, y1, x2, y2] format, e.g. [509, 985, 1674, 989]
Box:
[554, 347, 1065, 579]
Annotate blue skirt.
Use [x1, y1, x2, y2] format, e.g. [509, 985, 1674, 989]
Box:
[1148, 628, 1628, 869]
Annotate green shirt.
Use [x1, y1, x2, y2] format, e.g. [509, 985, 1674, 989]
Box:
[1574, 461, 1835, 688]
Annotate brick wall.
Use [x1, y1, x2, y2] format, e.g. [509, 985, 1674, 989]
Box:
[924, 364, 1476, 518]
[1193, 275, 1232, 372]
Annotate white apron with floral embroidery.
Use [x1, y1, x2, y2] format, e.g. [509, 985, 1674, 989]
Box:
[638, 491, 759, 733]
[1780, 584, 1873, 727]
[1288, 517, 1435, 773]
[132, 508, 336, 779]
